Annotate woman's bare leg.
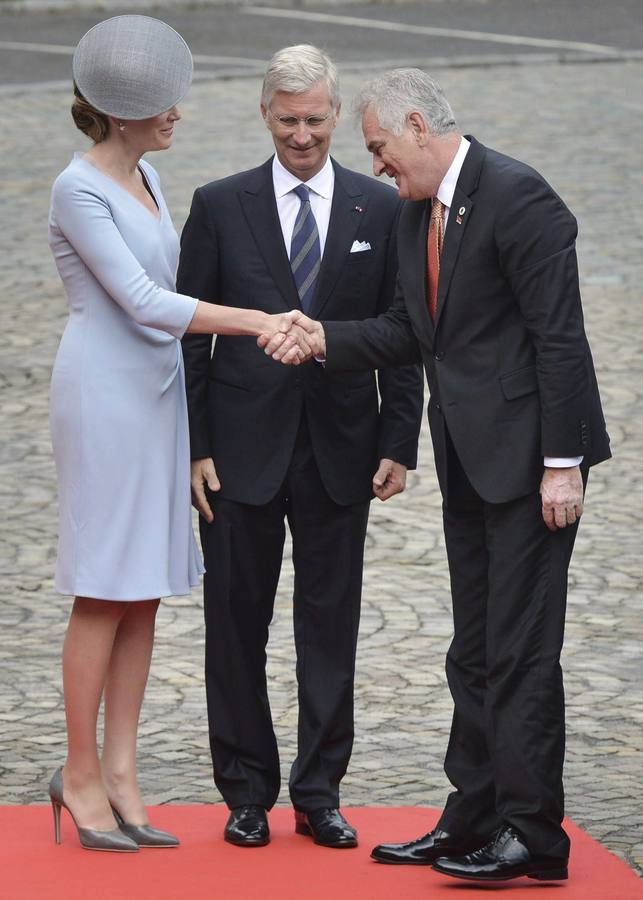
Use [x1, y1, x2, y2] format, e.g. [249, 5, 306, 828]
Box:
[101, 598, 160, 824]
[61, 596, 126, 830]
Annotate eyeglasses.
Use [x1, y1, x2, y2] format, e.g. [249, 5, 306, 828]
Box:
[268, 110, 333, 131]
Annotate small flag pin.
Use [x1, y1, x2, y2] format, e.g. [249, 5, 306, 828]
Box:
[354, 205, 363, 213]
[456, 216, 462, 225]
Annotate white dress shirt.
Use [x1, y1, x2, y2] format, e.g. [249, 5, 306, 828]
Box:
[435, 137, 581, 468]
[272, 154, 334, 257]
[436, 135, 471, 227]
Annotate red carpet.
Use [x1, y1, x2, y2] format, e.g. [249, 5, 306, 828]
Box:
[1, 806, 640, 899]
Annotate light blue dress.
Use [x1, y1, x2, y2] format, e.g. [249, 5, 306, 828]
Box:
[48, 154, 204, 600]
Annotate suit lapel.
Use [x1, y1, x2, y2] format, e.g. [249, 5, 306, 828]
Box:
[412, 200, 435, 343]
[392, 198, 435, 349]
[238, 159, 300, 311]
[309, 160, 365, 319]
[434, 188, 474, 331]
[434, 136, 485, 332]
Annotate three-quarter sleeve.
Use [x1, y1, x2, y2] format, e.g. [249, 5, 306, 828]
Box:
[50, 173, 198, 338]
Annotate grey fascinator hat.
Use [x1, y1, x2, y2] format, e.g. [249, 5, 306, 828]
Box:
[72, 15, 193, 120]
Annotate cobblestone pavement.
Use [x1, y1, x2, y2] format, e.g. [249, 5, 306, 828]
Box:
[0, 55, 642, 876]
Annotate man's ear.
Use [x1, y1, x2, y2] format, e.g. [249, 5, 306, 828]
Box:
[260, 103, 269, 126]
[407, 111, 429, 145]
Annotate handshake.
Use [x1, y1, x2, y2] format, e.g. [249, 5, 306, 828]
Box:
[257, 311, 326, 365]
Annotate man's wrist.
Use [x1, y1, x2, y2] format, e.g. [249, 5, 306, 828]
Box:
[544, 456, 583, 468]
[312, 324, 326, 362]
[317, 325, 326, 359]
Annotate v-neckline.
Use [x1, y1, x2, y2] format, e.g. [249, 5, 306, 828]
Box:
[75, 154, 162, 223]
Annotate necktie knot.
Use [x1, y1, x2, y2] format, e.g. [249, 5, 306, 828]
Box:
[293, 184, 310, 203]
[431, 197, 445, 220]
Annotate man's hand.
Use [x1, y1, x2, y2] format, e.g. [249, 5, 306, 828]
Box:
[258, 311, 326, 364]
[191, 457, 220, 523]
[540, 465, 584, 531]
[256, 311, 311, 365]
[373, 459, 408, 501]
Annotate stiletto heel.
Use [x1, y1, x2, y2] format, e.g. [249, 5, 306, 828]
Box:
[111, 805, 180, 848]
[51, 799, 62, 844]
[48, 768, 139, 852]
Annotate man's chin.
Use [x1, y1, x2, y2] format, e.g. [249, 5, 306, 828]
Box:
[288, 154, 317, 168]
[283, 152, 327, 180]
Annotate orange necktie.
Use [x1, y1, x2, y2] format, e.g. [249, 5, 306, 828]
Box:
[427, 198, 445, 321]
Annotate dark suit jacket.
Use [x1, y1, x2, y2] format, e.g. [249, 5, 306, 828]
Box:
[324, 137, 610, 504]
[177, 157, 423, 507]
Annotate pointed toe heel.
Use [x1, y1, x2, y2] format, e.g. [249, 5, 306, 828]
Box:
[48, 768, 139, 853]
[112, 806, 180, 848]
[76, 826, 141, 853]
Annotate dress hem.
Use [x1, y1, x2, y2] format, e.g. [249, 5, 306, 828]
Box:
[54, 576, 203, 602]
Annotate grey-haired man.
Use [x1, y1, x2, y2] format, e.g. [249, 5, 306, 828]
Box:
[264, 68, 610, 881]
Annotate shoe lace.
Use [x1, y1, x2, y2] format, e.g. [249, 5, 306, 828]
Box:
[405, 832, 435, 848]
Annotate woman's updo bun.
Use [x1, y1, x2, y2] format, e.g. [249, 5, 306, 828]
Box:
[71, 83, 110, 143]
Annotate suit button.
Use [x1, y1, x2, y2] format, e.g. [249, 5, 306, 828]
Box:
[435, 403, 442, 412]
[434, 351, 444, 361]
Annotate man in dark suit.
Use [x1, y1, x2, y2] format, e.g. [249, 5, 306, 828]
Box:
[265, 68, 610, 881]
[177, 47, 423, 849]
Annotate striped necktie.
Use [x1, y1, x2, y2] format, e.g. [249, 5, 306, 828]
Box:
[290, 184, 321, 313]
[427, 197, 445, 322]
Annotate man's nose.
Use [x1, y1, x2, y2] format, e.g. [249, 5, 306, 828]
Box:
[373, 157, 385, 176]
[292, 121, 313, 143]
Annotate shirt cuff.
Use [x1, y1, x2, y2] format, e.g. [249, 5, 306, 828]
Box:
[544, 456, 583, 467]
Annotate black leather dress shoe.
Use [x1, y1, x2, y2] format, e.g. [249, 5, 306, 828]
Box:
[371, 827, 483, 865]
[432, 825, 568, 882]
[295, 809, 357, 848]
[224, 805, 269, 847]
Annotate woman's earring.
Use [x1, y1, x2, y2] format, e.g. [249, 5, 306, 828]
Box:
[118, 122, 125, 132]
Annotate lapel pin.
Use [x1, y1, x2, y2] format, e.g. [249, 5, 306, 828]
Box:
[456, 215, 463, 225]
[353, 205, 363, 213]
[459, 206, 466, 215]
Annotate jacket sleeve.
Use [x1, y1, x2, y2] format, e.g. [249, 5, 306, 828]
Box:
[177, 188, 218, 460]
[496, 171, 595, 457]
[323, 277, 422, 373]
[50, 174, 198, 337]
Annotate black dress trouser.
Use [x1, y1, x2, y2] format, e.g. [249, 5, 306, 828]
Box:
[437, 432, 586, 859]
[200, 415, 370, 812]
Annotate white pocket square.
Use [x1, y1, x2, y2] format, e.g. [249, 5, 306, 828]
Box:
[350, 240, 371, 253]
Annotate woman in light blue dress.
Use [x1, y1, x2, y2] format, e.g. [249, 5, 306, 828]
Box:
[47, 16, 300, 852]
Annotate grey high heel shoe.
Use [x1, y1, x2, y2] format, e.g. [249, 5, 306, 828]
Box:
[111, 806, 180, 848]
[49, 768, 139, 853]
